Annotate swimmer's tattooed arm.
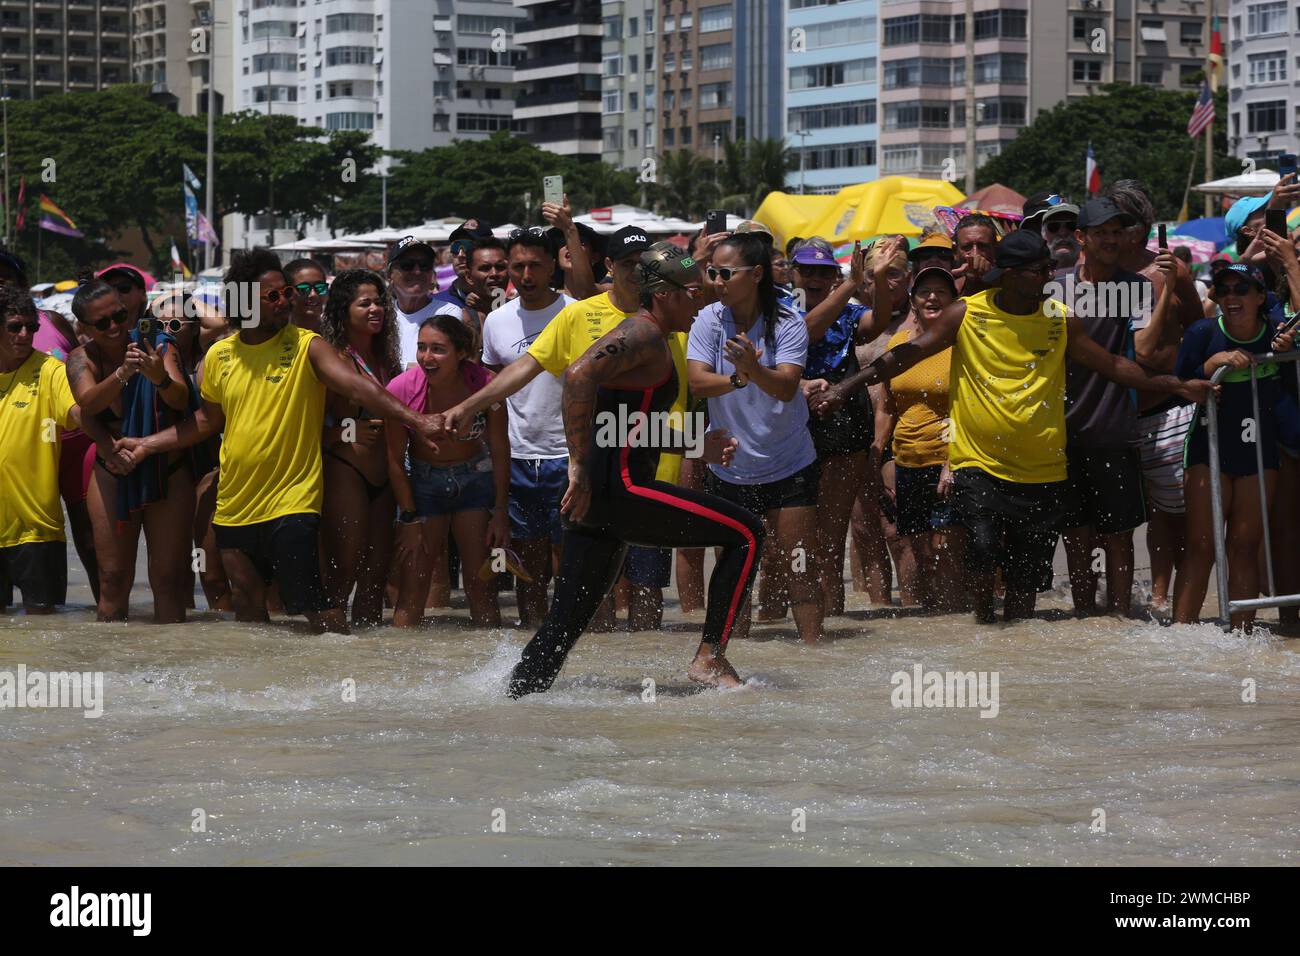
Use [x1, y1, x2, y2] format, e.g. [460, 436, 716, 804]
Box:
[561, 319, 665, 519]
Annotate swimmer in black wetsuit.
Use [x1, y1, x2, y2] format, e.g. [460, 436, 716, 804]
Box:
[508, 245, 766, 698]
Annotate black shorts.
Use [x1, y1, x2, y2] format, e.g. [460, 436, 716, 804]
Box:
[895, 463, 959, 536]
[704, 459, 821, 516]
[808, 396, 872, 457]
[1061, 446, 1148, 534]
[0, 540, 67, 609]
[213, 513, 332, 615]
[953, 468, 1071, 593]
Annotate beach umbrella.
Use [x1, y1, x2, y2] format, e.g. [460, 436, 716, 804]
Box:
[1170, 217, 1228, 247]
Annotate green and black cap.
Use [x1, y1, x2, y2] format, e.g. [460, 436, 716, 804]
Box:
[637, 242, 699, 293]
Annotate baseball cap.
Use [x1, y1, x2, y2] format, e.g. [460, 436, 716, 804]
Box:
[909, 265, 958, 297]
[734, 220, 774, 241]
[1021, 192, 1080, 229]
[791, 237, 836, 266]
[0, 249, 28, 285]
[982, 229, 1051, 283]
[386, 235, 435, 268]
[1224, 195, 1270, 243]
[638, 243, 700, 293]
[1211, 262, 1267, 293]
[95, 263, 149, 289]
[908, 233, 955, 262]
[608, 225, 652, 261]
[448, 218, 493, 243]
[1076, 197, 1136, 230]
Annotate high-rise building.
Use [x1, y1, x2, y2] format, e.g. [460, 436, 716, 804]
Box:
[877, 1, 1029, 180]
[785, 0, 879, 193]
[1030, 0, 1221, 120]
[1226, 0, 1297, 165]
[600, 0, 656, 171]
[513, 0, 602, 158]
[0, 0, 131, 98]
[131, 1, 229, 118]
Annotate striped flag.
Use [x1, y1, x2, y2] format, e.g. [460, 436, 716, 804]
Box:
[170, 239, 192, 279]
[39, 216, 83, 238]
[1188, 80, 1214, 138]
[1208, 16, 1224, 92]
[38, 194, 77, 230]
[1085, 142, 1101, 196]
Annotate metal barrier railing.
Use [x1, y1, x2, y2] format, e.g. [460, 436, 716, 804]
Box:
[1206, 350, 1300, 629]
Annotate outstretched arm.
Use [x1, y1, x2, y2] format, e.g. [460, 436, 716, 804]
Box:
[1067, 315, 1216, 404]
[308, 337, 439, 450]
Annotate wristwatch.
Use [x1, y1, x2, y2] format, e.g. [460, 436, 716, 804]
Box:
[730, 372, 748, 389]
[397, 509, 419, 524]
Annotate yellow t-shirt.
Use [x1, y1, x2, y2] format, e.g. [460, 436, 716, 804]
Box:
[949, 289, 1070, 484]
[0, 351, 77, 547]
[527, 291, 689, 484]
[200, 324, 327, 526]
[887, 328, 951, 469]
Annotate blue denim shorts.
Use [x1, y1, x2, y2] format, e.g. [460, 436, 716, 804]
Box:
[509, 456, 568, 540]
[411, 454, 495, 517]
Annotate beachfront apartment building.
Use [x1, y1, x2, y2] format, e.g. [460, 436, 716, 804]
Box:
[0, 0, 131, 98]
[599, 0, 656, 170]
[131, 0, 233, 118]
[785, 0, 879, 193]
[1226, 0, 1300, 165]
[512, 0, 603, 158]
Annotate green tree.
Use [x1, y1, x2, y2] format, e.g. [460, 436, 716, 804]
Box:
[649, 149, 719, 220]
[976, 84, 1234, 220]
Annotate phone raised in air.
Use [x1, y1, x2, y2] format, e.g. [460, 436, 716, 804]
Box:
[543, 175, 564, 207]
[1157, 224, 1167, 249]
[1266, 208, 1287, 238]
[1279, 154, 1298, 180]
[706, 209, 728, 235]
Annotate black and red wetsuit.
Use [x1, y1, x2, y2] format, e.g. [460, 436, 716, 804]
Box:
[508, 363, 766, 697]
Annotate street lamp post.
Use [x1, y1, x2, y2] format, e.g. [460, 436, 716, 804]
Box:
[1, 66, 10, 249]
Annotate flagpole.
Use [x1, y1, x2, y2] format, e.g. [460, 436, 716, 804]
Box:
[1179, 136, 1198, 222]
[36, 220, 41, 282]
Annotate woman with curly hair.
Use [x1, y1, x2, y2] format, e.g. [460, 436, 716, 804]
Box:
[319, 269, 402, 626]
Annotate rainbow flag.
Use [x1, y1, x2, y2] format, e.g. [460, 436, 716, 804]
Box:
[39, 216, 83, 238]
[170, 239, 192, 279]
[38, 194, 77, 231]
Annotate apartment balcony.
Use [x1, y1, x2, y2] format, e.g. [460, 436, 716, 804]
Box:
[516, 15, 602, 46]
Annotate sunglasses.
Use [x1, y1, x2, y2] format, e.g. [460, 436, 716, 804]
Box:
[294, 281, 329, 296]
[155, 317, 193, 335]
[1043, 219, 1077, 234]
[450, 239, 474, 257]
[5, 319, 39, 335]
[1213, 281, 1254, 297]
[393, 259, 434, 273]
[262, 286, 294, 303]
[508, 227, 549, 240]
[90, 309, 130, 331]
[706, 266, 756, 282]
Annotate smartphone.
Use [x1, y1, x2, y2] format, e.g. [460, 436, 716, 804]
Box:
[1266, 208, 1287, 237]
[543, 175, 563, 207]
[1157, 224, 1167, 249]
[136, 317, 157, 347]
[706, 209, 728, 236]
[1276, 311, 1300, 340]
[1280, 153, 1298, 179]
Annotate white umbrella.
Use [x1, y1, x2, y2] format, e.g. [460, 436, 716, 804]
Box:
[1192, 169, 1280, 197]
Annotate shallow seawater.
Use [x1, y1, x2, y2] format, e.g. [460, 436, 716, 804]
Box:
[1, 556, 1298, 866]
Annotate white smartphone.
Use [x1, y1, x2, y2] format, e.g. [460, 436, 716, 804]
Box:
[543, 175, 564, 207]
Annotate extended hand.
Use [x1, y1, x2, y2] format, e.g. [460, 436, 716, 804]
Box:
[702, 429, 738, 467]
[1179, 379, 1220, 405]
[723, 333, 762, 377]
[809, 382, 847, 417]
[560, 463, 592, 524]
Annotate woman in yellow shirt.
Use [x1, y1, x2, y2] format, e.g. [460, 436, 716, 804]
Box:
[877, 266, 966, 611]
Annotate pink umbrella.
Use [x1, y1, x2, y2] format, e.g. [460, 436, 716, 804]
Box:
[1145, 235, 1217, 264]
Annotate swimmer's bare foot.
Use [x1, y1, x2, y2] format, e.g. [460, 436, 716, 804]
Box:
[687, 643, 744, 689]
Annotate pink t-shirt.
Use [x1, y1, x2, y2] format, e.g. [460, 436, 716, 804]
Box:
[387, 362, 492, 427]
[34, 310, 77, 363]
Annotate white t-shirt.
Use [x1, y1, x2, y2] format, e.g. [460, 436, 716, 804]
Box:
[396, 295, 463, 368]
[481, 293, 574, 459]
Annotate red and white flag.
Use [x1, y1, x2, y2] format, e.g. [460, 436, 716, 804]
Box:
[1085, 143, 1101, 196]
[1188, 81, 1214, 138]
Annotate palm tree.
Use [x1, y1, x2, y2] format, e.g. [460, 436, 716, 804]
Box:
[651, 149, 718, 220]
[745, 137, 798, 209]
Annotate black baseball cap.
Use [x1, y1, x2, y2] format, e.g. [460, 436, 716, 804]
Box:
[1077, 197, 1136, 231]
[1211, 262, 1268, 293]
[608, 225, 653, 261]
[387, 236, 436, 268]
[982, 230, 1051, 283]
[448, 218, 493, 243]
[1021, 191, 1079, 229]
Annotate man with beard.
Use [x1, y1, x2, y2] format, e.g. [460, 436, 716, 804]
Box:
[114, 249, 446, 634]
[1021, 192, 1081, 274]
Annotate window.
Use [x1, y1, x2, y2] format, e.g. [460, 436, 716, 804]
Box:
[603, 15, 621, 40]
[326, 111, 373, 130]
[803, 17, 876, 49]
[628, 18, 637, 37]
[457, 112, 516, 132]
[681, 126, 692, 145]
[700, 43, 732, 71]
[1140, 21, 1168, 43]
[1248, 100, 1287, 133]
[253, 85, 297, 102]
[1140, 62, 1164, 85]
[796, 143, 877, 171]
[251, 20, 296, 39]
[457, 14, 513, 35]
[664, 90, 675, 109]
[644, 11, 654, 34]
[326, 13, 373, 33]
[433, 113, 449, 132]
[327, 81, 353, 97]
[1180, 21, 1203, 44]
[603, 128, 620, 151]
[681, 51, 692, 72]
[974, 53, 1027, 84]
[664, 127, 675, 146]
[252, 53, 298, 72]
[645, 50, 653, 71]
[603, 89, 622, 113]
[1247, 2, 1287, 36]
[315, 84, 322, 100]
[325, 46, 374, 66]
[644, 86, 655, 109]
[883, 14, 919, 45]
[699, 81, 731, 109]
[789, 58, 875, 91]
[788, 101, 876, 132]
[603, 54, 622, 77]
[629, 91, 638, 110]
[645, 124, 655, 148]
[1073, 59, 1103, 83]
[457, 47, 518, 67]
[629, 54, 638, 74]
[1248, 51, 1287, 84]
[700, 4, 732, 32]
[1073, 17, 1102, 42]
[680, 13, 693, 30]
[433, 80, 451, 98]
[664, 15, 675, 33]
[664, 52, 675, 72]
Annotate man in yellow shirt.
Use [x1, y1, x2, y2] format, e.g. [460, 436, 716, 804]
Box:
[116, 249, 444, 634]
[445, 227, 690, 629]
[0, 286, 124, 613]
[814, 231, 1216, 623]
